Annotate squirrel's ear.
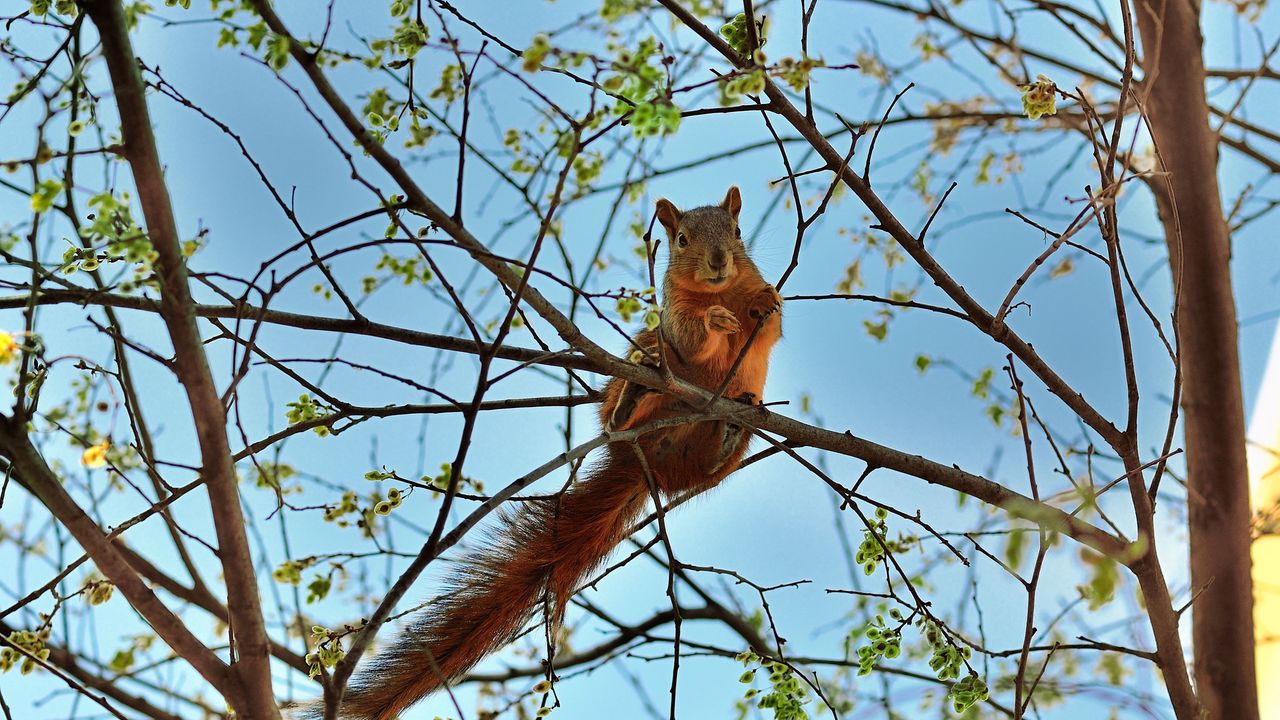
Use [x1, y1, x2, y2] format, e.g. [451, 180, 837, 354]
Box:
[720, 186, 742, 220]
[655, 198, 682, 237]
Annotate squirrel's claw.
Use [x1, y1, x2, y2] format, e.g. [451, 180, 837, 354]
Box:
[748, 285, 783, 321]
[705, 304, 740, 334]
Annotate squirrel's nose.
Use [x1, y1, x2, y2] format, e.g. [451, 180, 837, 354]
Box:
[708, 250, 729, 273]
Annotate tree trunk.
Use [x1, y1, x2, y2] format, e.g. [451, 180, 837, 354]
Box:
[1134, 2, 1258, 718]
[81, 1, 280, 717]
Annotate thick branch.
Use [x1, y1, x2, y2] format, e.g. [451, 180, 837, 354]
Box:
[79, 3, 278, 715]
[0, 290, 601, 373]
[1134, 0, 1254, 717]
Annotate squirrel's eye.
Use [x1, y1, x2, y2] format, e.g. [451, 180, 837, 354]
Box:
[735, 225, 742, 239]
[677, 233, 688, 248]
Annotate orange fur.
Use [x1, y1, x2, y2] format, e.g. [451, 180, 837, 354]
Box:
[337, 187, 781, 719]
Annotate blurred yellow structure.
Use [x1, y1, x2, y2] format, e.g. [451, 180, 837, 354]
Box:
[1252, 324, 1280, 720]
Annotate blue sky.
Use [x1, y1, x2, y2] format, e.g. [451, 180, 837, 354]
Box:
[1, 1, 1278, 718]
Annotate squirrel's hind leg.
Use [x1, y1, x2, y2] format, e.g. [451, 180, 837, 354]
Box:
[707, 422, 749, 476]
[606, 341, 665, 431]
[707, 392, 758, 476]
[607, 380, 659, 431]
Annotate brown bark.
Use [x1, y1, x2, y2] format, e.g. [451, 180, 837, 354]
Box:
[1134, 1, 1258, 718]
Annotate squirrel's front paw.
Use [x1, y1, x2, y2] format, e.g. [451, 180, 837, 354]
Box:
[705, 305, 741, 334]
[748, 285, 783, 320]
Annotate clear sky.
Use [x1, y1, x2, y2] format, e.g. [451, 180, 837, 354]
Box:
[1, 1, 1278, 719]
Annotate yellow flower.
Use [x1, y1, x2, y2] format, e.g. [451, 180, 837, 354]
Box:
[1020, 74, 1058, 121]
[81, 440, 110, 469]
[0, 332, 17, 364]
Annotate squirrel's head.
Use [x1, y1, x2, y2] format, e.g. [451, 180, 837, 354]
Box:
[655, 186, 746, 293]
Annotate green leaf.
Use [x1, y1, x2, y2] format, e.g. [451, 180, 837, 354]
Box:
[216, 26, 239, 47]
[717, 12, 767, 55]
[30, 179, 63, 213]
[266, 34, 291, 71]
[306, 575, 331, 603]
[245, 22, 268, 51]
[971, 367, 994, 399]
[522, 34, 552, 73]
[108, 648, 135, 674]
[914, 354, 931, 375]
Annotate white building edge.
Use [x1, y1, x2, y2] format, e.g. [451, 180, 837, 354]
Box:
[1251, 320, 1280, 719]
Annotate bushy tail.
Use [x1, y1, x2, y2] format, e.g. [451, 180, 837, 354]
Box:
[339, 451, 650, 720]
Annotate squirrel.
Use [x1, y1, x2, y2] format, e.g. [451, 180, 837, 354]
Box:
[337, 186, 783, 720]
